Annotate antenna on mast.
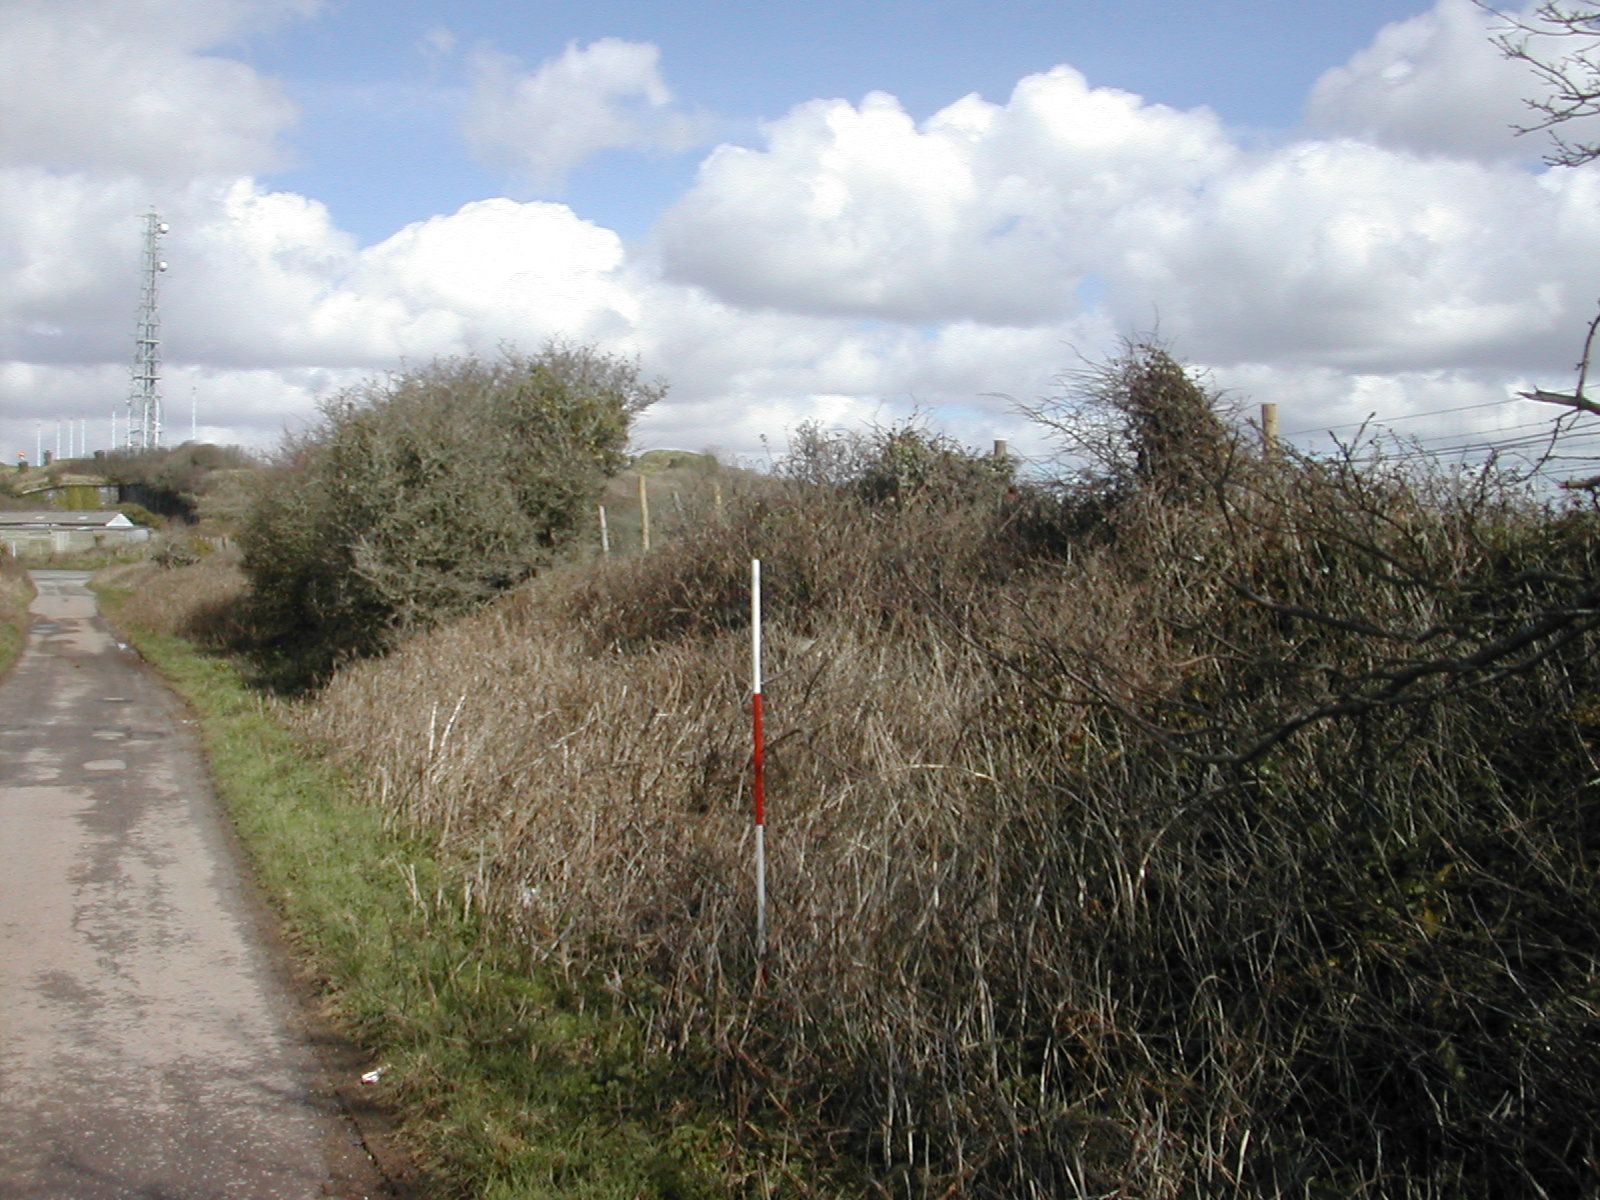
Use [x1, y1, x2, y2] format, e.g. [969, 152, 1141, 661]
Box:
[127, 210, 168, 451]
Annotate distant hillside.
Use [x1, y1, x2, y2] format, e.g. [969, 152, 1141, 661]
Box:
[630, 448, 724, 476]
[0, 444, 261, 530]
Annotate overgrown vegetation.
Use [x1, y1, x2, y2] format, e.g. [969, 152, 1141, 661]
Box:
[0, 550, 34, 674]
[94, 441, 259, 521]
[237, 343, 660, 688]
[126, 340, 1600, 1196]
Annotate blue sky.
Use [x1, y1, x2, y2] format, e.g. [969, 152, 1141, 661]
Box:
[252, 1, 1438, 244]
[3, 0, 1599, 477]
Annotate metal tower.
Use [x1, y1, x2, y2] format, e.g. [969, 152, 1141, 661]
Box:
[127, 211, 168, 450]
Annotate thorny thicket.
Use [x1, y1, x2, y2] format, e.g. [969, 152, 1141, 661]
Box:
[157, 343, 1599, 1196]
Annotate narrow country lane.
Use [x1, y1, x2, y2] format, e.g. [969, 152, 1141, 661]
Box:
[0, 571, 390, 1199]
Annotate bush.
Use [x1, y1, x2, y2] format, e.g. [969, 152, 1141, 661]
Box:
[782, 418, 1016, 510]
[0, 548, 33, 673]
[1025, 336, 1238, 503]
[238, 343, 661, 687]
[117, 502, 166, 529]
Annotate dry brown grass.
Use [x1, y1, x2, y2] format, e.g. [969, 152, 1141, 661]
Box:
[100, 550, 250, 647]
[288, 451, 1600, 1196]
[142, 413, 1600, 1196]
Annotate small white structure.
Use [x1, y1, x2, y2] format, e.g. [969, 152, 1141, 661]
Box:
[0, 511, 152, 557]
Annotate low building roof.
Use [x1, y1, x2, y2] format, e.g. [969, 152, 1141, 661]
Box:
[0, 511, 135, 529]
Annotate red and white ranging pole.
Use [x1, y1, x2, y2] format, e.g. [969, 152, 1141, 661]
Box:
[751, 558, 767, 957]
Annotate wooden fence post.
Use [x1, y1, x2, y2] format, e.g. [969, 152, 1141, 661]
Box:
[638, 474, 651, 552]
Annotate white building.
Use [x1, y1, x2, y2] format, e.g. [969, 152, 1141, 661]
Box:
[0, 511, 152, 557]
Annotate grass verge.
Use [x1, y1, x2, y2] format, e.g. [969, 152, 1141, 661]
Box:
[0, 554, 34, 675]
[96, 583, 730, 1200]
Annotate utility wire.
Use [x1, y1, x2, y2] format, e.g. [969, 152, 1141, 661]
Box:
[1279, 399, 1522, 438]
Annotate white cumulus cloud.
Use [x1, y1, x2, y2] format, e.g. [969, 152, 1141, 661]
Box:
[658, 66, 1235, 325]
[1101, 138, 1591, 372]
[1305, 0, 1537, 161]
[0, 0, 307, 179]
[465, 38, 712, 189]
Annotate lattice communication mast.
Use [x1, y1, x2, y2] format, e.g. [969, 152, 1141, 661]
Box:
[127, 210, 169, 451]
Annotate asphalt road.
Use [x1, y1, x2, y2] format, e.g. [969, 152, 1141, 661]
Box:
[0, 571, 395, 1199]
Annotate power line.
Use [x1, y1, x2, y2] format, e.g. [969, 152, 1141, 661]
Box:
[1280, 399, 1520, 439]
[1278, 401, 1600, 469]
[1397, 418, 1567, 448]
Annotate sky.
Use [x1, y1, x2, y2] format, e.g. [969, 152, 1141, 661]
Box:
[4, 0, 1600, 478]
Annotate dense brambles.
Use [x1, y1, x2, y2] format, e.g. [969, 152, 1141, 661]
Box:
[148, 347, 1600, 1195]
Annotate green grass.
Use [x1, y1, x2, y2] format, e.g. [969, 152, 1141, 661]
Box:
[96, 585, 731, 1199]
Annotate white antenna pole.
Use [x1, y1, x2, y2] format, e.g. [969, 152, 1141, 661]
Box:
[35, 422, 41, 467]
[751, 558, 767, 958]
[128, 211, 168, 450]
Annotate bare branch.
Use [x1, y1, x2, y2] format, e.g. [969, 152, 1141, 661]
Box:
[1478, 1, 1600, 165]
[1519, 387, 1600, 415]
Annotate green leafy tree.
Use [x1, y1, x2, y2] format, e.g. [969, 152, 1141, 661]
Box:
[240, 343, 661, 686]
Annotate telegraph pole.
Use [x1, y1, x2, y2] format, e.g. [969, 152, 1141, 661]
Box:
[127, 211, 169, 450]
[1260, 403, 1280, 458]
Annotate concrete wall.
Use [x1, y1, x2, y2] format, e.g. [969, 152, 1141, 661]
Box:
[18, 484, 121, 508]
